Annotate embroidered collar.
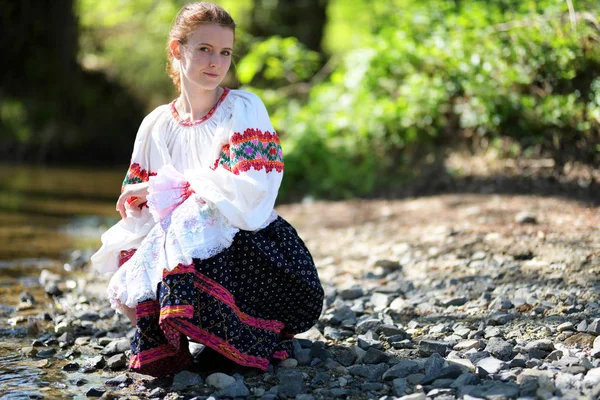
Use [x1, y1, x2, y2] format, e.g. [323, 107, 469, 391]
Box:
[170, 88, 230, 127]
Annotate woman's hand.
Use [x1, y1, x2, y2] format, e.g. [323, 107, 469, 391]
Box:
[116, 182, 150, 219]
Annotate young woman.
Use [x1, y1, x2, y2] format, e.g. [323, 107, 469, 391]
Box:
[91, 2, 324, 376]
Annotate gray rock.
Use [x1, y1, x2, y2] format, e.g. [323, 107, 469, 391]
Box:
[295, 395, 315, 400]
[357, 330, 382, 349]
[277, 368, 305, 397]
[348, 363, 388, 381]
[515, 211, 537, 224]
[396, 393, 426, 400]
[484, 326, 502, 338]
[577, 320, 588, 332]
[419, 340, 453, 356]
[361, 382, 384, 391]
[594, 335, 600, 350]
[362, 347, 388, 364]
[454, 339, 482, 351]
[279, 358, 298, 368]
[392, 378, 409, 396]
[106, 354, 127, 371]
[484, 337, 514, 361]
[450, 373, 479, 388]
[334, 347, 356, 366]
[557, 322, 575, 332]
[58, 332, 74, 346]
[423, 365, 463, 385]
[509, 353, 528, 368]
[465, 350, 490, 365]
[22, 346, 37, 357]
[311, 371, 331, 385]
[85, 388, 106, 397]
[546, 349, 563, 361]
[216, 379, 250, 398]
[524, 338, 554, 354]
[441, 297, 468, 307]
[489, 296, 513, 310]
[295, 348, 311, 365]
[36, 348, 56, 358]
[339, 287, 364, 300]
[75, 311, 100, 322]
[583, 368, 600, 388]
[322, 305, 356, 326]
[424, 353, 445, 377]
[376, 324, 408, 338]
[310, 341, 331, 360]
[587, 318, 600, 335]
[488, 312, 514, 325]
[370, 292, 394, 311]
[356, 318, 383, 334]
[101, 338, 130, 356]
[459, 381, 519, 399]
[382, 360, 420, 380]
[81, 355, 105, 372]
[476, 357, 506, 374]
[105, 374, 132, 386]
[206, 372, 235, 390]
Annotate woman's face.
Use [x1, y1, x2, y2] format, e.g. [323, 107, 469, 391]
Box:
[176, 23, 234, 91]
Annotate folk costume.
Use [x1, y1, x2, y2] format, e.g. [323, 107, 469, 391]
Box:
[91, 89, 324, 376]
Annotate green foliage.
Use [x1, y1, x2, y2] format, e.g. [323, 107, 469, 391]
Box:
[238, 0, 600, 199]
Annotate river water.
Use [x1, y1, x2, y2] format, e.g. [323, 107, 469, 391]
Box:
[0, 164, 124, 399]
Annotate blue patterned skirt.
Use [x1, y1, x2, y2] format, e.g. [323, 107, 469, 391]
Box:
[127, 217, 324, 376]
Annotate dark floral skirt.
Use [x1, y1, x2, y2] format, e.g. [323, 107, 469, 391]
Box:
[128, 217, 324, 376]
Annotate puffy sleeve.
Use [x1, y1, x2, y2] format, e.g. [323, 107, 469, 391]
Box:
[184, 92, 284, 231]
[90, 106, 165, 274]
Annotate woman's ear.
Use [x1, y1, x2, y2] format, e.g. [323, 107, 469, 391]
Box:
[169, 40, 182, 60]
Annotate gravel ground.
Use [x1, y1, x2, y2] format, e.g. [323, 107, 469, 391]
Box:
[11, 193, 600, 399]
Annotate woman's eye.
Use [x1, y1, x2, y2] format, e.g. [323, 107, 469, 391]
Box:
[221, 51, 231, 56]
[198, 47, 210, 52]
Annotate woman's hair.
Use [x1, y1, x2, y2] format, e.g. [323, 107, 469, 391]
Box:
[166, 2, 236, 92]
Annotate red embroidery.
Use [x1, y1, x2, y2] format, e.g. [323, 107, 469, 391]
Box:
[211, 128, 284, 175]
[118, 248, 137, 267]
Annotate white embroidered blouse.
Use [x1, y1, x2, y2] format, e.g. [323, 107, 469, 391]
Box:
[90, 88, 284, 310]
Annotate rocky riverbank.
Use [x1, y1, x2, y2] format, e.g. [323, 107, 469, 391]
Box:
[4, 194, 600, 399]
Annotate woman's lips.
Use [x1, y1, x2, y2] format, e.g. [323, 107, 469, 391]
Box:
[203, 72, 219, 78]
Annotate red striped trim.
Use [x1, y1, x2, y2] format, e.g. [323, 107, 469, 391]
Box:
[130, 344, 179, 368]
[159, 305, 194, 320]
[165, 318, 271, 370]
[272, 350, 289, 360]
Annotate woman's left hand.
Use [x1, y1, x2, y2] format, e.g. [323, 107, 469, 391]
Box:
[116, 182, 149, 219]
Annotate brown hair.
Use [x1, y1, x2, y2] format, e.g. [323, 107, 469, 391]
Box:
[166, 2, 236, 92]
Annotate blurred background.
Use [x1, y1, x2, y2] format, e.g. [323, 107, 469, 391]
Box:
[0, 0, 599, 260]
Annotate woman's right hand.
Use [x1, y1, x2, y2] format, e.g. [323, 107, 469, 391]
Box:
[116, 182, 149, 219]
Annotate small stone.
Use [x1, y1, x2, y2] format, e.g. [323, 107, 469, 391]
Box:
[22, 346, 38, 357]
[216, 379, 250, 398]
[277, 368, 305, 397]
[45, 282, 63, 297]
[310, 341, 331, 360]
[488, 311, 514, 325]
[383, 360, 420, 380]
[311, 371, 331, 385]
[454, 340, 482, 351]
[594, 336, 600, 350]
[279, 358, 298, 368]
[546, 349, 564, 361]
[577, 320, 588, 332]
[62, 362, 80, 371]
[348, 363, 388, 381]
[339, 287, 364, 300]
[105, 374, 132, 386]
[489, 296, 513, 310]
[484, 337, 514, 361]
[106, 354, 127, 371]
[362, 347, 388, 364]
[418, 340, 453, 356]
[476, 357, 506, 374]
[397, 393, 426, 400]
[451, 373, 479, 388]
[392, 378, 409, 396]
[86, 388, 105, 397]
[587, 318, 600, 335]
[557, 322, 575, 332]
[206, 372, 235, 390]
[515, 211, 537, 224]
[334, 347, 357, 366]
[37, 348, 57, 358]
[295, 349, 311, 366]
[442, 297, 468, 307]
[101, 338, 130, 356]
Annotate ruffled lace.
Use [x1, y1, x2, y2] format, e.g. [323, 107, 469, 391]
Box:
[108, 187, 239, 309]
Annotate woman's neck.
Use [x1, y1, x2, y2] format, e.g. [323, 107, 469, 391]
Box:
[176, 86, 223, 122]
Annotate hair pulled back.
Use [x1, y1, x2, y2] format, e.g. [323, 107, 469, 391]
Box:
[167, 2, 236, 92]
